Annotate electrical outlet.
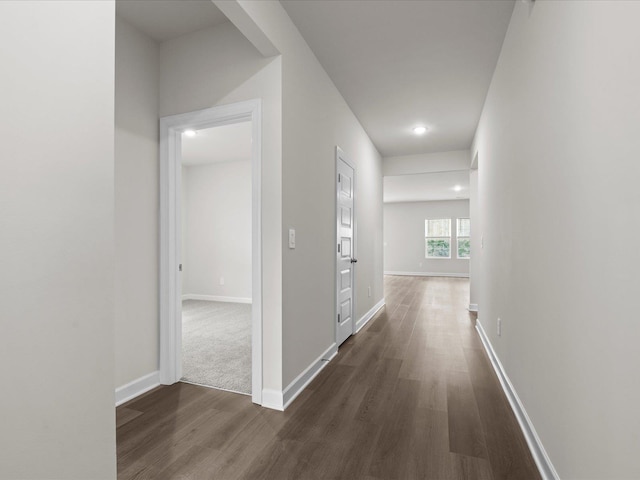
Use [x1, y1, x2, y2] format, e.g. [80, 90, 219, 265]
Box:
[368, 286, 371, 297]
[219, 277, 225, 286]
[497, 317, 502, 337]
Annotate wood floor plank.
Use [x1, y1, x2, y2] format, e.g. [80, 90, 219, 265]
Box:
[403, 407, 451, 478]
[118, 460, 161, 480]
[355, 355, 402, 389]
[318, 378, 370, 440]
[117, 394, 218, 465]
[336, 330, 379, 367]
[188, 410, 286, 479]
[447, 370, 489, 459]
[449, 452, 495, 480]
[117, 407, 226, 476]
[334, 421, 381, 479]
[367, 378, 421, 479]
[117, 276, 541, 480]
[355, 383, 397, 426]
[417, 368, 448, 412]
[277, 364, 357, 442]
[473, 383, 541, 479]
[153, 444, 218, 480]
[116, 407, 144, 429]
[236, 438, 305, 480]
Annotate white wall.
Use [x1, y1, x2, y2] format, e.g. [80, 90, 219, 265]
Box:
[0, 1, 116, 477]
[118, 2, 383, 399]
[183, 160, 252, 300]
[473, 1, 640, 477]
[160, 21, 283, 391]
[384, 200, 470, 276]
[235, 1, 384, 387]
[383, 150, 469, 176]
[115, 16, 160, 388]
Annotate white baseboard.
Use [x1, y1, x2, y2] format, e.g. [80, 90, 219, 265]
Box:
[115, 371, 160, 407]
[384, 271, 469, 278]
[468, 303, 478, 312]
[261, 343, 338, 411]
[261, 388, 285, 411]
[475, 320, 559, 480]
[356, 298, 385, 333]
[283, 342, 338, 410]
[261, 302, 384, 411]
[182, 294, 252, 304]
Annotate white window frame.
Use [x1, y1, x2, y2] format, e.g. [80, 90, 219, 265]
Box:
[456, 217, 470, 259]
[425, 218, 452, 259]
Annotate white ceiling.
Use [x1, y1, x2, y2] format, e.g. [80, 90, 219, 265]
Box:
[280, 0, 514, 157]
[116, 1, 506, 201]
[182, 122, 252, 167]
[116, 0, 228, 42]
[116, 1, 513, 157]
[384, 171, 469, 203]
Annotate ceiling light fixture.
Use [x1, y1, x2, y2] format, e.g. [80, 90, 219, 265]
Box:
[413, 126, 428, 135]
[183, 129, 197, 137]
[453, 185, 462, 192]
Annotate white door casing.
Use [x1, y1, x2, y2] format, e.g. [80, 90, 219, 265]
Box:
[336, 147, 356, 347]
[159, 100, 263, 405]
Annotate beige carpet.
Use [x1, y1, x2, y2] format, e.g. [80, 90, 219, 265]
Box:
[181, 300, 251, 395]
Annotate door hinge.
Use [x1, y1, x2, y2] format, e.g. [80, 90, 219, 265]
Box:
[179, 264, 183, 272]
[338, 173, 341, 182]
[338, 313, 341, 323]
[338, 243, 341, 253]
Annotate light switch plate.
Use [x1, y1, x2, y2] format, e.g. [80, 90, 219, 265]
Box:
[289, 228, 295, 249]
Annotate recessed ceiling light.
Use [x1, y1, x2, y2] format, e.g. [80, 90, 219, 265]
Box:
[183, 129, 197, 137]
[453, 185, 462, 192]
[413, 126, 428, 135]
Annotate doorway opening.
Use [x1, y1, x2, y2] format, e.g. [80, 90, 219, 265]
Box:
[159, 100, 262, 405]
[180, 121, 252, 394]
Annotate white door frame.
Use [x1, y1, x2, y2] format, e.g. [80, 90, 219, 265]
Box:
[335, 146, 356, 346]
[159, 99, 263, 405]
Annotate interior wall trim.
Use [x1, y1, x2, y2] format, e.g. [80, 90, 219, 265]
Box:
[181, 294, 252, 304]
[283, 343, 338, 410]
[159, 99, 263, 406]
[261, 389, 284, 411]
[115, 371, 160, 407]
[475, 319, 560, 480]
[356, 298, 385, 333]
[384, 271, 469, 278]
[262, 342, 339, 412]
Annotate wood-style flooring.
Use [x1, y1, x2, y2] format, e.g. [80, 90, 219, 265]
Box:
[117, 276, 541, 479]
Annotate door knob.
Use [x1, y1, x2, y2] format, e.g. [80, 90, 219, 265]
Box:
[350, 258, 358, 263]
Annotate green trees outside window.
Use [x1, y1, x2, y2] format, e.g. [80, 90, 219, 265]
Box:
[426, 238, 451, 258]
[457, 218, 470, 259]
[425, 218, 451, 258]
[425, 218, 470, 259]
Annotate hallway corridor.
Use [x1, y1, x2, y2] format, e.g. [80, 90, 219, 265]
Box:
[116, 276, 540, 479]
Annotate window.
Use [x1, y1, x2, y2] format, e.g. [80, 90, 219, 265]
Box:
[425, 218, 451, 258]
[457, 218, 470, 259]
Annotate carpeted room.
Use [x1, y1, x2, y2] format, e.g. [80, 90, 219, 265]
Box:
[180, 121, 253, 395]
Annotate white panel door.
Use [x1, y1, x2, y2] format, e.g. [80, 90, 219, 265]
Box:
[336, 147, 355, 347]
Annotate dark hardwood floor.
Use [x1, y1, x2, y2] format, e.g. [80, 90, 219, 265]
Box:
[117, 276, 541, 479]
